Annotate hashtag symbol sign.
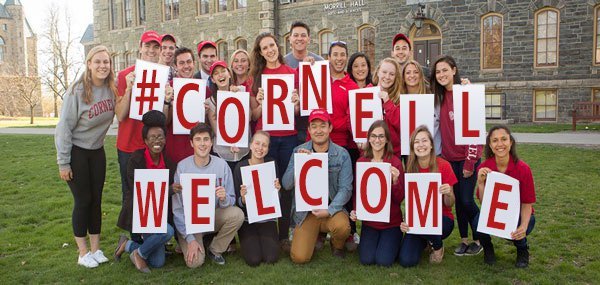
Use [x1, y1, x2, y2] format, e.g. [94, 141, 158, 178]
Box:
[135, 69, 160, 115]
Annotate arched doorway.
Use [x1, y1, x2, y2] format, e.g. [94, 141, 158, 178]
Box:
[409, 20, 442, 68]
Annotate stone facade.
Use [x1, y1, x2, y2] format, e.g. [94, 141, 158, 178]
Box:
[91, 0, 600, 123]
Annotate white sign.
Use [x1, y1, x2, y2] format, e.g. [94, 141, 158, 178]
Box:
[129, 59, 170, 120]
[173, 78, 207, 134]
[216, 91, 250, 147]
[294, 153, 329, 211]
[241, 161, 282, 223]
[299, 61, 332, 116]
[262, 74, 295, 131]
[404, 173, 442, 235]
[349, 86, 383, 143]
[453, 84, 486, 145]
[400, 94, 435, 155]
[132, 169, 170, 233]
[181, 173, 216, 234]
[355, 162, 391, 223]
[477, 171, 520, 240]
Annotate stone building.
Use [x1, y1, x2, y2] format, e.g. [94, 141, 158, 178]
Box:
[90, 0, 600, 123]
[0, 0, 41, 117]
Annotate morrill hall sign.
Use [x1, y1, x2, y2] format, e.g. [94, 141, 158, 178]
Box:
[323, 0, 367, 15]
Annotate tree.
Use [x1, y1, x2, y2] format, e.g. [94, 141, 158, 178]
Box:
[13, 75, 41, 124]
[40, 3, 82, 117]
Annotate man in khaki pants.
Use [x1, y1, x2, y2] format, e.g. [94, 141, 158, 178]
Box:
[282, 109, 353, 264]
[172, 123, 244, 267]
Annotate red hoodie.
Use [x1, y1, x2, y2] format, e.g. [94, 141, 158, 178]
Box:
[382, 99, 401, 157]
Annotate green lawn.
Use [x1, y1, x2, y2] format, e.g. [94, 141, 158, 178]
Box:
[1, 135, 599, 284]
[488, 123, 600, 133]
[0, 116, 59, 128]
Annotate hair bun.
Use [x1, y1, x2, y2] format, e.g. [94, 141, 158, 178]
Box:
[142, 110, 166, 128]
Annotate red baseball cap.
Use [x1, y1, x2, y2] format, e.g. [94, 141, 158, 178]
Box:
[160, 34, 176, 44]
[392, 33, 411, 50]
[140, 30, 161, 46]
[209, 61, 228, 75]
[308, 109, 331, 123]
[197, 41, 217, 55]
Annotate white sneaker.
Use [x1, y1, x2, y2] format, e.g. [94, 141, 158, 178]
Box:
[77, 252, 99, 268]
[90, 250, 109, 264]
[353, 233, 360, 244]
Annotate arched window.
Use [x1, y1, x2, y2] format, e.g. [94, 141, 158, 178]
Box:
[319, 30, 334, 59]
[481, 13, 503, 70]
[283, 33, 290, 55]
[0, 37, 5, 62]
[535, 8, 559, 67]
[358, 25, 376, 67]
[217, 40, 228, 61]
[217, 0, 227, 12]
[163, 0, 179, 21]
[124, 0, 133, 27]
[235, 38, 247, 51]
[594, 5, 600, 65]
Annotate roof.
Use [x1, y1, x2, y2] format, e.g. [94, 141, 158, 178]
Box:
[4, 0, 23, 6]
[80, 24, 94, 44]
[0, 3, 11, 19]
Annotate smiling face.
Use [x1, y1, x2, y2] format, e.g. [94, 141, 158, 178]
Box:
[259, 36, 280, 65]
[368, 126, 387, 153]
[88, 51, 111, 84]
[391, 39, 411, 64]
[140, 41, 160, 63]
[175, 52, 195, 78]
[211, 66, 231, 90]
[351, 56, 368, 83]
[200, 47, 217, 73]
[289, 26, 309, 53]
[250, 133, 270, 160]
[190, 131, 213, 159]
[489, 128, 512, 160]
[144, 127, 166, 155]
[413, 130, 433, 159]
[231, 52, 249, 77]
[404, 63, 421, 89]
[329, 45, 348, 75]
[435, 61, 456, 90]
[377, 62, 397, 90]
[308, 119, 332, 146]
[160, 39, 176, 65]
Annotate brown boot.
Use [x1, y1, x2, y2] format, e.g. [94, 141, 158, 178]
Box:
[130, 249, 150, 273]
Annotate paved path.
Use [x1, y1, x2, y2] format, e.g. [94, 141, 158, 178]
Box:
[1, 127, 599, 145]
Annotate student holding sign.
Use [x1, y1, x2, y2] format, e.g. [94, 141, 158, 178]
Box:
[171, 123, 244, 268]
[233, 131, 282, 266]
[347, 52, 373, 88]
[250, 32, 301, 249]
[114, 111, 176, 273]
[372, 58, 403, 157]
[398, 126, 457, 266]
[475, 125, 537, 268]
[55, 45, 117, 268]
[282, 109, 353, 263]
[349, 120, 404, 266]
[430, 55, 484, 257]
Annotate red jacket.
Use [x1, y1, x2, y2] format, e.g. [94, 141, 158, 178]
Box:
[116, 65, 145, 153]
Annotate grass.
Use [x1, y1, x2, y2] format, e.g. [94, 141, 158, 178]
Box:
[488, 123, 600, 133]
[1, 135, 599, 284]
[0, 116, 59, 128]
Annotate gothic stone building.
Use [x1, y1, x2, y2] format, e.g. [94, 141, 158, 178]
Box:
[88, 0, 600, 123]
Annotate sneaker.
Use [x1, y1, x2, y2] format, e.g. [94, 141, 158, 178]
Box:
[77, 252, 99, 268]
[453, 242, 469, 256]
[429, 246, 444, 264]
[332, 248, 346, 259]
[129, 249, 150, 273]
[353, 233, 360, 244]
[465, 242, 483, 256]
[483, 243, 496, 265]
[208, 251, 226, 265]
[90, 249, 109, 264]
[344, 235, 358, 252]
[315, 234, 326, 251]
[515, 247, 529, 268]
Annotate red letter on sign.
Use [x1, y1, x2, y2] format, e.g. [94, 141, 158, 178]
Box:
[191, 178, 210, 224]
[462, 91, 480, 137]
[301, 64, 328, 111]
[355, 92, 374, 139]
[299, 159, 323, 206]
[176, 83, 200, 129]
[486, 182, 512, 230]
[218, 97, 246, 144]
[252, 170, 276, 215]
[360, 167, 387, 213]
[266, 78, 289, 125]
[135, 181, 167, 227]
[407, 181, 439, 227]
[409, 100, 417, 136]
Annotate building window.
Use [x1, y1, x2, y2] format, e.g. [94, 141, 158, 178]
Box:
[481, 13, 502, 70]
[535, 8, 559, 67]
[235, 38, 247, 51]
[217, 40, 228, 61]
[109, 0, 118, 30]
[164, 0, 180, 21]
[2, 24, 7, 31]
[138, 0, 146, 25]
[236, 0, 247, 9]
[485, 92, 503, 119]
[217, 0, 227, 12]
[198, 0, 209, 15]
[124, 0, 133, 27]
[112, 54, 119, 73]
[594, 6, 600, 65]
[534, 89, 557, 121]
[283, 33, 290, 55]
[593, 88, 600, 115]
[319, 30, 334, 60]
[0, 37, 4, 62]
[358, 25, 376, 68]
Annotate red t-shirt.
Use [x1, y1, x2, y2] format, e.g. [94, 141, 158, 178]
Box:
[164, 123, 194, 164]
[356, 155, 405, 230]
[251, 64, 298, 137]
[116, 65, 145, 153]
[477, 156, 536, 214]
[418, 157, 458, 220]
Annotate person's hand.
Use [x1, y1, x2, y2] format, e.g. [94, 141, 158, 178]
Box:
[59, 169, 73, 182]
[274, 178, 281, 191]
[165, 85, 174, 104]
[311, 209, 329, 218]
[463, 169, 473, 178]
[230, 85, 240, 92]
[172, 183, 183, 194]
[291, 90, 299, 106]
[349, 210, 357, 222]
[297, 148, 312, 154]
[230, 146, 240, 154]
[439, 183, 452, 196]
[400, 222, 409, 233]
[240, 185, 247, 204]
[357, 142, 367, 151]
[125, 72, 135, 89]
[477, 167, 492, 185]
[391, 166, 400, 184]
[460, 77, 471, 85]
[186, 240, 203, 265]
[216, 186, 227, 202]
[256, 88, 264, 104]
[378, 90, 390, 103]
[510, 226, 527, 241]
[303, 56, 316, 65]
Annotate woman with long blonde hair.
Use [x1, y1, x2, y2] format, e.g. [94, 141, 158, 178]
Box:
[372, 57, 403, 157]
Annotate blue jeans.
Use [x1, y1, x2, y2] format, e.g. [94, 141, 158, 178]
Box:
[476, 213, 536, 250]
[126, 224, 174, 268]
[268, 135, 298, 240]
[358, 225, 403, 266]
[399, 216, 454, 267]
[449, 160, 480, 240]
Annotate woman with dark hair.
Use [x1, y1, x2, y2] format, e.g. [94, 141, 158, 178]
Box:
[398, 125, 457, 267]
[55, 45, 117, 268]
[349, 120, 403, 266]
[249, 32, 300, 249]
[371, 58, 403, 158]
[430, 55, 483, 257]
[347, 52, 373, 88]
[476, 125, 536, 268]
[114, 110, 176, 273]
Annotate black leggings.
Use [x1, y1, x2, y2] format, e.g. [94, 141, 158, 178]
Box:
[67, 145, 106, 237]
[238, 221, 280, 266]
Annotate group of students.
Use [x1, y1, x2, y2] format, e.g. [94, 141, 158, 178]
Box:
[54, 21, 536, 273]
